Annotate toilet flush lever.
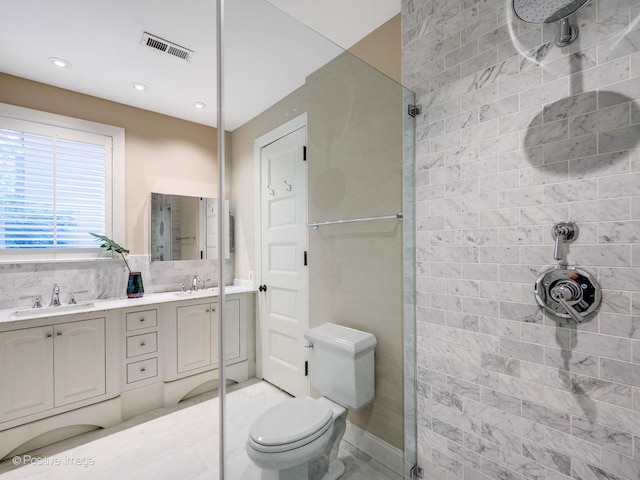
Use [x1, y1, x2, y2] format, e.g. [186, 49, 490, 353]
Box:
[551, 222, 578, 261]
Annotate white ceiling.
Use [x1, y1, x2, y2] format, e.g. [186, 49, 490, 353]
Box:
[0, 0, 399, 130]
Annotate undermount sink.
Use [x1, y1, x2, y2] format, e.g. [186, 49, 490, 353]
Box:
[10, 302, 96, 319]
[173, 288, 219, 298]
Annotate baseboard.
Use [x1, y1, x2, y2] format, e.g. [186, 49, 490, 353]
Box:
[343, 421, 404, 475]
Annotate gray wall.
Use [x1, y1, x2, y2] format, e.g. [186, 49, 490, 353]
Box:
[402, 0, 640, 479]
[306, 52, 405, 450]
[232, 50, 406, 450]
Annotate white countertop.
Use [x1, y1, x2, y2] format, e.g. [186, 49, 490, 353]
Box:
[0, 284, 257, 327]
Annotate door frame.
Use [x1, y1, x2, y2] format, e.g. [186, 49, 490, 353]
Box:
[253, 112, 307, 380]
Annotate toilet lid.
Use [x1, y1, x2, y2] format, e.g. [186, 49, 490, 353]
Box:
[249, 397, 332, 448]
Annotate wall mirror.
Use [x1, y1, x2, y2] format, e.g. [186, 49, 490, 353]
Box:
[150, 192, 230, 262]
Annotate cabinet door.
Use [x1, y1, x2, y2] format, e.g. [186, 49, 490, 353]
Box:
[211, 299, 241, 368]
[177, 303, 212, 373]
[54, 318, 106, 406]
[0, 326, 54, 421]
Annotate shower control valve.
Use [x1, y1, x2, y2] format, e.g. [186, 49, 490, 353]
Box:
[534, 265, 601, 324]
[550, 282, 586, 324]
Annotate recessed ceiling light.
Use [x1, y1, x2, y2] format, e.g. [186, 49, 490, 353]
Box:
[193, 102, 207, 110]
[132, 83, 148, 92]
[48, 57, 71, 68]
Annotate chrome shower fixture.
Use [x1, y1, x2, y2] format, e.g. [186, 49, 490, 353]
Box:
[534, 265, 601, 323]
[512, 0, 591, 47]
[534, 220, 602, 323]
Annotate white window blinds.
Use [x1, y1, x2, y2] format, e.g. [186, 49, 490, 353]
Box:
[0, 118, 111, 250]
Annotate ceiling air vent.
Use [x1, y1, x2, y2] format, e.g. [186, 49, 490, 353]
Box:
[140, 32, 193, 62]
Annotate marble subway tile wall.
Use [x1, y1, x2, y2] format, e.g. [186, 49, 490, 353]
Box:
[0, 256, 232, 310]
[402, 0, 640, 478]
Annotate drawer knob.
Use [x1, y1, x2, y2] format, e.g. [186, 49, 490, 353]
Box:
[139, 317, 145, 322]
[56, 332, 62, 337]
[140, 341, 146, 347]
[140, 367, 146, 372]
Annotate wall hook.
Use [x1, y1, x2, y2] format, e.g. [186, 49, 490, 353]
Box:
[284, 180, 292, 192]
[267, 185, 275, 196]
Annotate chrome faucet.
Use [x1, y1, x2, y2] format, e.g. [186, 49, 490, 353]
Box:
[192, 275, 201, 291]
[50, 284, 61, 306]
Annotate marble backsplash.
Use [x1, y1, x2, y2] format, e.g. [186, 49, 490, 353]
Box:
[0, 255, 234, 311]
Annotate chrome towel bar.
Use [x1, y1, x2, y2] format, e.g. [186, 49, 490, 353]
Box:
[307, 213, 403, 229]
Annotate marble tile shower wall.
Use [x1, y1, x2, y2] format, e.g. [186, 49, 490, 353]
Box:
[0, 256, 233, 310]
[402, 0, 640, 479]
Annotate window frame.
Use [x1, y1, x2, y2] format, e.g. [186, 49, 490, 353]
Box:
[0, 102, 125, 263]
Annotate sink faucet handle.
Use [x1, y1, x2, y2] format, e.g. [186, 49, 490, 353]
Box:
[20, 294, 43, 308]
[68, 290, 88, 304]
[202, 278, 212, 289]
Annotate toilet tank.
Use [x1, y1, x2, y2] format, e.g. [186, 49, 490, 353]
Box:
[304, 323, 376, 410]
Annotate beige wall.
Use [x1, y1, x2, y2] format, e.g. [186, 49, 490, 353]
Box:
[232, 14, 402, 281]
[231, 18, 405, 449]
[0, 73, 225, 255]
[348, 14, 401, 85]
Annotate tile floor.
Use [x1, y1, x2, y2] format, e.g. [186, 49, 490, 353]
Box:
[0, 380, 403, 480]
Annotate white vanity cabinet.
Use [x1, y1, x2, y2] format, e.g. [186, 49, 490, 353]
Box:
[121, 308, 160, 388]
[175, 298, 242, 375]
[0, 325, 53, 421]
[0, 288, 255, 460]
[162, 292, 253, 406]
[0, 317, 106, 423]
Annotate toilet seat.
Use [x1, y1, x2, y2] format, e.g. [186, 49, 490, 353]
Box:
[248, 397, 333, 453]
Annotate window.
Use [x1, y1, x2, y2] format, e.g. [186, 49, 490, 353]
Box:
[0, 103, 125, 261]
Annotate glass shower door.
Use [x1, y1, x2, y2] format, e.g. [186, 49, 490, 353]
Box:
[221, 1, 417, 478]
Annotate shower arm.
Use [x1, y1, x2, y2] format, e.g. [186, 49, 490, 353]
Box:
[555, 17, 579, 47]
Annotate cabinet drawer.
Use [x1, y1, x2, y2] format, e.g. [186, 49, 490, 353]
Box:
[126, 309, 157, 331]
[126, 332, 157, 358]
[126, 358, 158, 383]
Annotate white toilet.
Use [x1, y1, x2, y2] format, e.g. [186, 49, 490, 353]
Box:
[246, 323, 377, 480]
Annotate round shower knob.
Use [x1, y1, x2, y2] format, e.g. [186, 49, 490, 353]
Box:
[534, 265, 601, 323]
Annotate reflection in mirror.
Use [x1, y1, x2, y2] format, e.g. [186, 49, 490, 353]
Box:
[150, 192, 230, 262]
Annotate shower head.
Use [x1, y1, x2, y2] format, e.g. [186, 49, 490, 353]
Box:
[512, 0, 590, 47]
[513, 0, 589, 24]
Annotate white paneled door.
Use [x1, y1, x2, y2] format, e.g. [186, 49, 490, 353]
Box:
[259, 125, 309, 398]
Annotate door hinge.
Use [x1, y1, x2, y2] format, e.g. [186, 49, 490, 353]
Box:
[408, 104, 422, 117]
[303, 145, 307, 161]
[410, 465, 424, 479]
[305, 360, 308, 376]
[304, 251, 308, 266]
